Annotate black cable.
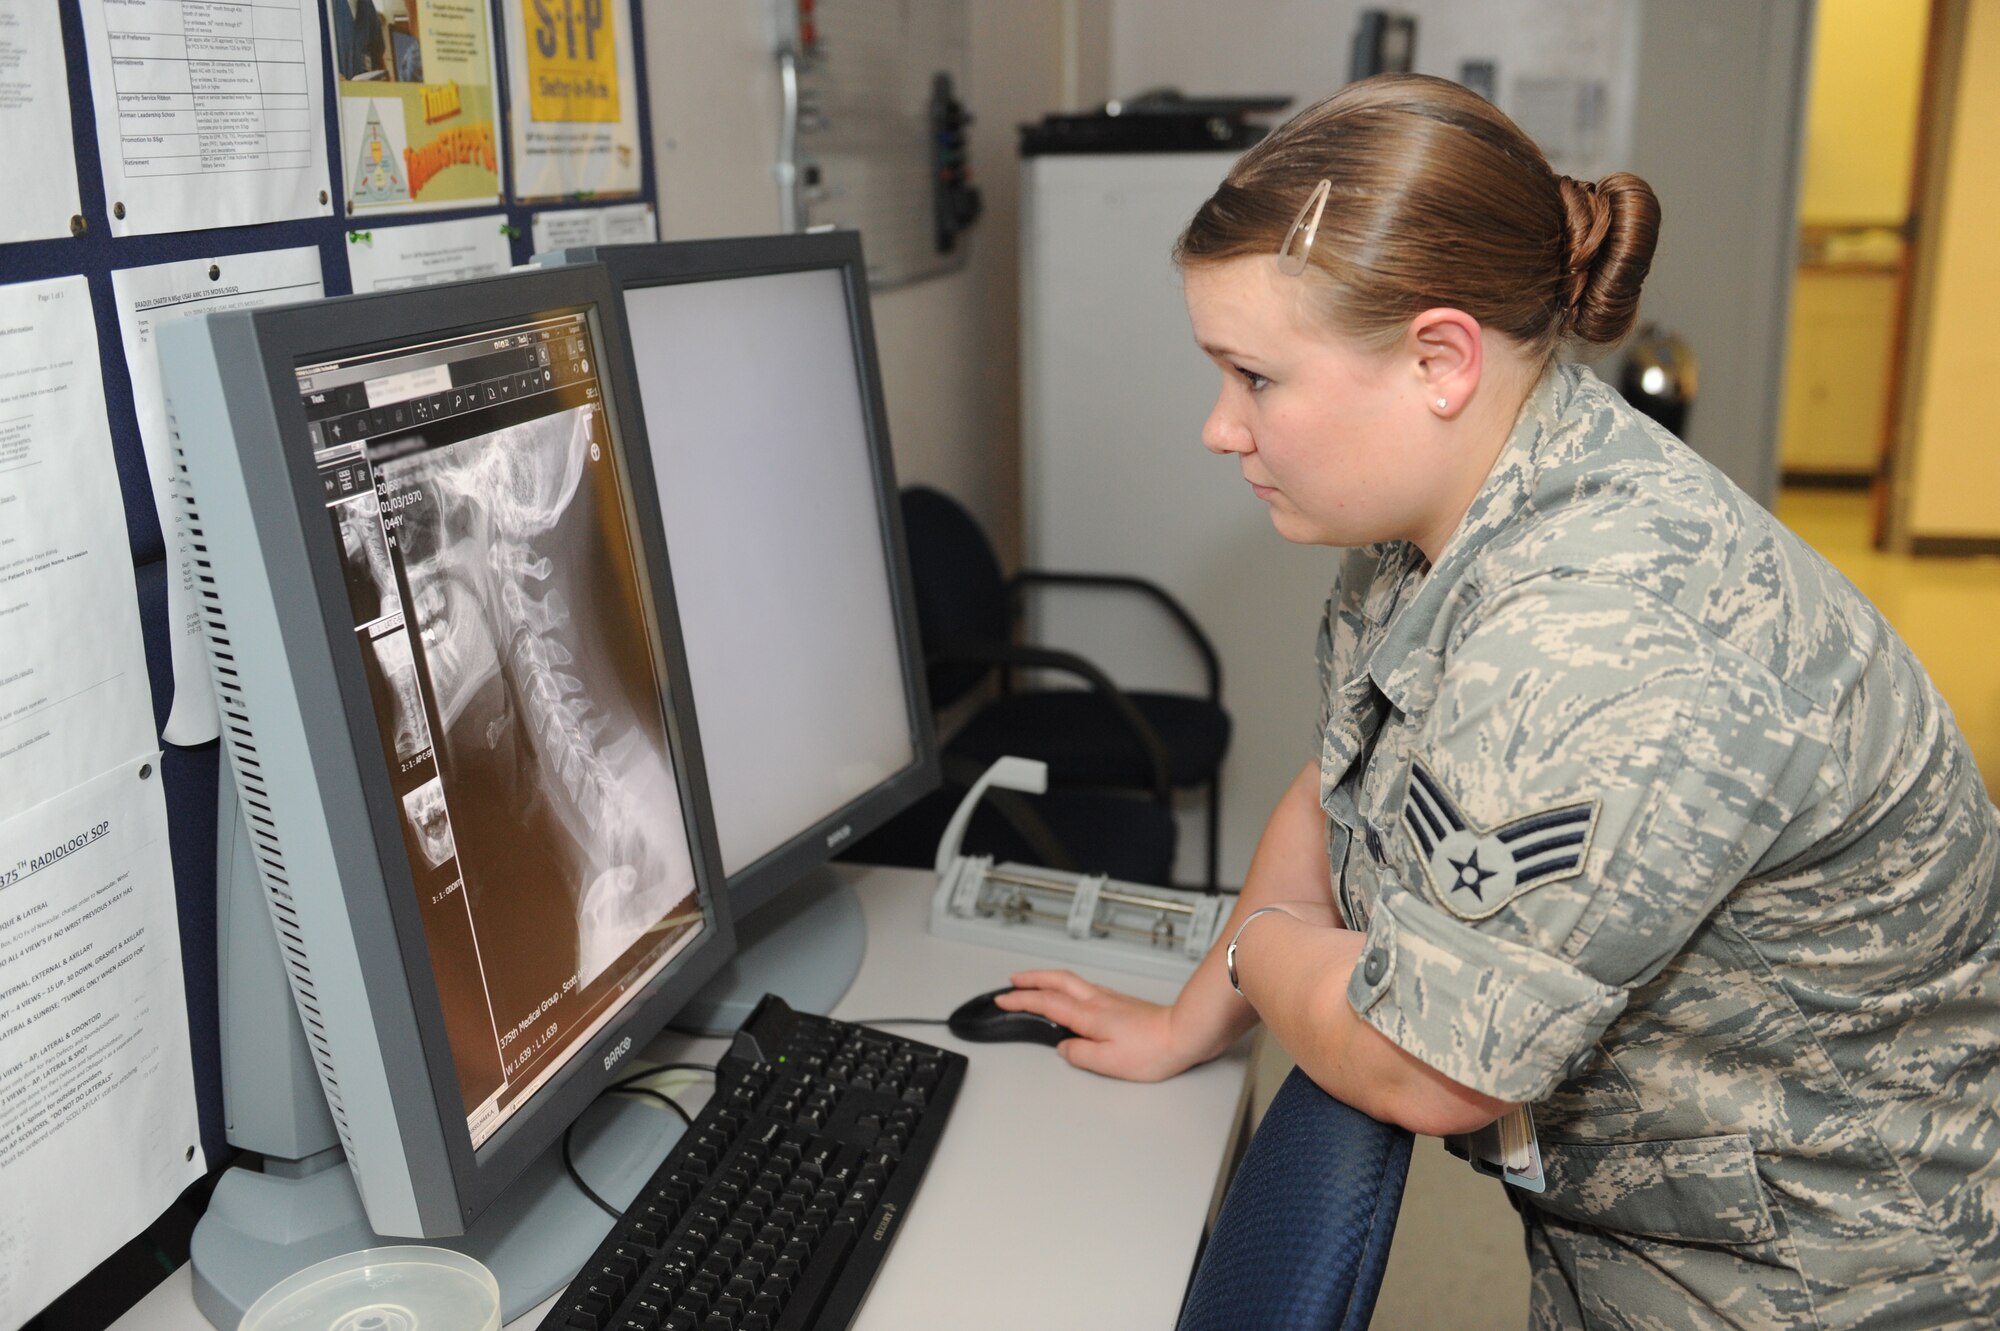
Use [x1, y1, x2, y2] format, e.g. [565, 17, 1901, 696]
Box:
[561, 1123, 622, 1220]
[609, 1060, 715, 1092]
[561, 1075, 702, 1220]
[613, 1084, 694, 1127]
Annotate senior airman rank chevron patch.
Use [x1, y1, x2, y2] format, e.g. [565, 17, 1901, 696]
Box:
[1401, 761, 1599, 920]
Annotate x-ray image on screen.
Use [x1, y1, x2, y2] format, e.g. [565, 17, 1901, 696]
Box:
[402, 777, 456, 870]
[336, 491, 402, 624]
[368, 628, 432, 765]
[377, 404, 695, 994]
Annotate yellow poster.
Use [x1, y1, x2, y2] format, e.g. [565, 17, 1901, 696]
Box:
[503, 0, 643, 201]
[526, 0, 620, 123]
[328, 0, 504, 214]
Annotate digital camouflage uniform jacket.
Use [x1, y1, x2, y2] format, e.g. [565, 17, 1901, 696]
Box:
[1317, 364, 2000, 1330]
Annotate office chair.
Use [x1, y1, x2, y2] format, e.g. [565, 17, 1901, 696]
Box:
[897, 486, 1231, 887]
[1178, 1067, 1414, 1331]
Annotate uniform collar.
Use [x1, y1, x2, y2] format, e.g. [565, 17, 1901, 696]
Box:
[1361, 363, 1576, 713]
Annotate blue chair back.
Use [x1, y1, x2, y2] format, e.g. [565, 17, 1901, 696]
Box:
[1178, 1067, 1414, 1331]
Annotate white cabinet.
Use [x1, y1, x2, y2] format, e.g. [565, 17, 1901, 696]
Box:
[1019, 151, 1340, 885]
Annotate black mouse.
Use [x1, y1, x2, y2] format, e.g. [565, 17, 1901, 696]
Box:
[947, 988, 1079, 1047]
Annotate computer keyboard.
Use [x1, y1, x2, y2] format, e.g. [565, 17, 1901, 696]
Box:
[539, 995, 967, 1331]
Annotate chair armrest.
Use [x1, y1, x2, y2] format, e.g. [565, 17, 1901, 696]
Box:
[1009, 570, 1222, 703]
[927, 640, 1173, 800]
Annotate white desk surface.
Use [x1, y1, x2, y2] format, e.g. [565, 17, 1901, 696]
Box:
[116, 864, 1252, 1331]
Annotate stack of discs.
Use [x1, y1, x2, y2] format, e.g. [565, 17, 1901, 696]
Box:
[237, 1247, 501, 1331]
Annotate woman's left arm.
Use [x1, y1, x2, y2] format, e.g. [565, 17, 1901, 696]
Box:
[1230, 908, 1516, 1136]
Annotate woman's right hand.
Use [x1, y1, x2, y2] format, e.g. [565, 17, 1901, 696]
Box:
[997, 970, 1208, 1082]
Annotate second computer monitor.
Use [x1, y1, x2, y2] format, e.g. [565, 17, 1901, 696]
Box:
[556, 233, 938, 940]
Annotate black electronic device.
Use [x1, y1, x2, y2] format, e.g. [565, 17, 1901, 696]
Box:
[1018, 90, 1289, 157]
[536, 996, 967, 1331]
[930, 72, 982, 252]
[946, 989, 1079, 1048]
[161, 264, 738, 1323]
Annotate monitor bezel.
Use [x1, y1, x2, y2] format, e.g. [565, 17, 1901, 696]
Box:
[562, 232, 941, 923]
[242, 263, 736, 1226]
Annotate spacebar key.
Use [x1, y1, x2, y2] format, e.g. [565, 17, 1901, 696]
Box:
[770, 1218, 858, 1331]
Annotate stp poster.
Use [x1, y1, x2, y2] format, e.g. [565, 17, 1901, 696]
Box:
[502, 0, 644, 202]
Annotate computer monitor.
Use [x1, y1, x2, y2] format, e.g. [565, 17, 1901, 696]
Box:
[159, 264, 734, 1322]
[538, 233, 940, 1029]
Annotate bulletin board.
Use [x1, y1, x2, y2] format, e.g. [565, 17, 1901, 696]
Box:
[0, 1, 660, 1319]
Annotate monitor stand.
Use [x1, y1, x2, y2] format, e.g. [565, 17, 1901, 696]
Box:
[672, 864, 867, 1035]
[191, 1091, 674, 1326]
[190, 776, 689, 1327]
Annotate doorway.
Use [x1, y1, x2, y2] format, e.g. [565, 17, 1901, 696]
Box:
[1776, 0, 1929, 511]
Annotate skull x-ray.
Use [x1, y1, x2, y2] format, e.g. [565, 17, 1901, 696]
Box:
[378, 404, 695, 993]
[401, 777, 456, 869]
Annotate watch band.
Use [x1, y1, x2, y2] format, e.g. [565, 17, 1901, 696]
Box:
[1225, 906, 1293, 998]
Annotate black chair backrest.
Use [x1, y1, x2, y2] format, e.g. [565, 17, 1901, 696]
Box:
[898, 486, 1013, 708]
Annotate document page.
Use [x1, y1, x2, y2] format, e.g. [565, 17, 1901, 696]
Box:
[0, 3, 83, 243]
[0, 277, 156, 824]
[345, 213, 511, 291]
[78, 0, 333, 236]
[111, 249, 326, 746]
[0, 757, 202, 1331]
[530, 202, 656, 254]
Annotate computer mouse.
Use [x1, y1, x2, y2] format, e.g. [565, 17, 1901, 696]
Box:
[947, 988, 1079, 1047]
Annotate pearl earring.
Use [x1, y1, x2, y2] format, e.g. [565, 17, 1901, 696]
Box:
[1435, 398, 1448, 411]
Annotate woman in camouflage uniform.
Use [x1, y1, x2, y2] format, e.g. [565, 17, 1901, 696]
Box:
[1002, 74, 2000, 1330]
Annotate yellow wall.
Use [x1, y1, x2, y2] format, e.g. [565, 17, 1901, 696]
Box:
[1799, 0, 1929, 222]
[1907, 0, 2000, 538]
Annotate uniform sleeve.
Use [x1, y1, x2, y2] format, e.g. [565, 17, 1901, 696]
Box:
[1347, 571, 1827, 1103]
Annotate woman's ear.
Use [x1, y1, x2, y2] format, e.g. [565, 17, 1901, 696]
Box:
[1407, 308, 1483, 418]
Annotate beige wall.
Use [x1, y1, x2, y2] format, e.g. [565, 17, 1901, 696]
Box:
[643, 2, 1106, 563]
[1797, 0, 1929, 223]
[1905, 0, 2000, 539]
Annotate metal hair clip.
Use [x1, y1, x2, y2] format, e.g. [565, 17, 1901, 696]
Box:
[1275, 179, 1332, 275]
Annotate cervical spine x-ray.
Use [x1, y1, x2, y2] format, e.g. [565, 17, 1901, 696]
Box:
[380, 404, 694, 991]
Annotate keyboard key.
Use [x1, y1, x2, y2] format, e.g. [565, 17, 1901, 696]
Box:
[777, 1214, 858, 1328]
